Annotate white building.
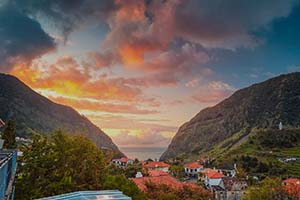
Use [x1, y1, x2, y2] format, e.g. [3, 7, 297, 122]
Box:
[112, 157, 134, 167]
[143, 161, 170, 172]
[204, 170, 225, 188]
[184, 162, 203, 178]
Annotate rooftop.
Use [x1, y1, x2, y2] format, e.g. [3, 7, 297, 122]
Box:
[37, 190, 132, 200]
[201, 168, 215, 174]
[143, 161, 170, 168]
[184, 162, 202, 169]
[283, 178, 300, 185]
[206, 171, 225, 179]
[148, 170, 169, 177]
[119, 157, 132, 163]
[285, 185, 300, 198]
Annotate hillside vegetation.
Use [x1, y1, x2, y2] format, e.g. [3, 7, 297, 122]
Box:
[213, 128, 300, 178]
[161, 73, 300, 161]
[0, 73, 123, 156]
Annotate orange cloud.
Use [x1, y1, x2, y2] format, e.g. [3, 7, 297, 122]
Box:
[86, 114, 177, 131]
[48, 96, 158, 115]
[10, 57, 141, 102]
[119, 44, 145, 65]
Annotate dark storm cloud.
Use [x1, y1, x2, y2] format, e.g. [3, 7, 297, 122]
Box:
[0, 0, 118, 71]
[15, 0, 118, 41]
[0, 3, 55, 71]
[173, 0, 298, 48]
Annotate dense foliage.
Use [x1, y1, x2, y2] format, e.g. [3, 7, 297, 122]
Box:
[256, 129, 300, 148]
[16, 131, 106, 199]
[103, 174, 147, 200]
[169, 165, 185, 179]
[234, 155, 286, 176]
[215, 128, 300, 178]
[144, 182, 211, 200]
[15, 131, 144, 200]
[1, 120, 17, 149]
[243, 178, 290, 200]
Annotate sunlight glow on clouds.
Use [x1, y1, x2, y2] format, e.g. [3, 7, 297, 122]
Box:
[1, 0, 299, 147]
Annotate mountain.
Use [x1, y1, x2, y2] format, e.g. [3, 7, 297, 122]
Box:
[0, 73, 123, 157]
[161, 73, 300, 161]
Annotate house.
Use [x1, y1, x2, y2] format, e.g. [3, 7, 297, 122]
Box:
[112, 157, 134, 167]
[283, 178, 300, 198]
[143, 161, 170, 172]
[199, 168, 215, 180]
[209, 177, 247, 200]
[204, 170, 225, 188]
[184, 162, 203, 178]
[211, 185, 227, 200]
[223, 177, 247, 200]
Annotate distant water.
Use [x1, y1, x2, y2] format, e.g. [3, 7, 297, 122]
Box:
[120, 147, 166, 161]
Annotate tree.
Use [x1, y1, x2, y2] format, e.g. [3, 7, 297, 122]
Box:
[243, 177, 289, 200]
[1, 120, 16, 149]
[103, 174, 147, 200]
[15, 131, 106, 199]
[169, 165, 185, 179]
[145, 182, 211, 200]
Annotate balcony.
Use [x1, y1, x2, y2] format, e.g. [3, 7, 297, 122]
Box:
[0, 150, 17, 200]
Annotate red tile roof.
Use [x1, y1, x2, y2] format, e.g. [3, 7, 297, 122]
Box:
[201, 168, 214, 174]
[206, 171, 225, 179]
[144, 161, 170, 168]
[119, 157, 131, 163]
[148, 170, 169, 177]
[184, 162, 202, 169]
[283, 178, 300, 185]
[285, 185, 300, 198]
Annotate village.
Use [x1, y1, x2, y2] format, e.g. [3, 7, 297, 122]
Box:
[111, 156, 300, 200]
[2, 117, 300, 200]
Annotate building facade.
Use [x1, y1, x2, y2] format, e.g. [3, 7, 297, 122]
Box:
[0, 150, 17, 200]
[184, 162, 203, 178]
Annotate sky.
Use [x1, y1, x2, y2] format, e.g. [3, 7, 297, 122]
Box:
[0, 0, 300, 148]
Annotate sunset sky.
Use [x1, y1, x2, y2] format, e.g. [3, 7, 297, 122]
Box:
[1, 0, 300, 148]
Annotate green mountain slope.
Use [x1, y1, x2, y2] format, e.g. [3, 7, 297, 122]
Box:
[161, 73, 300, 161]
[0, 73, 123, 157]
[213, 128, 300, 177]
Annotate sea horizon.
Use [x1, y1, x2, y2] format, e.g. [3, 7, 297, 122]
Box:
[119, 146, 167, 161]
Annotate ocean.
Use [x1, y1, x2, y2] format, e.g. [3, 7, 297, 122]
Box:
[119, 147, 166, 161]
